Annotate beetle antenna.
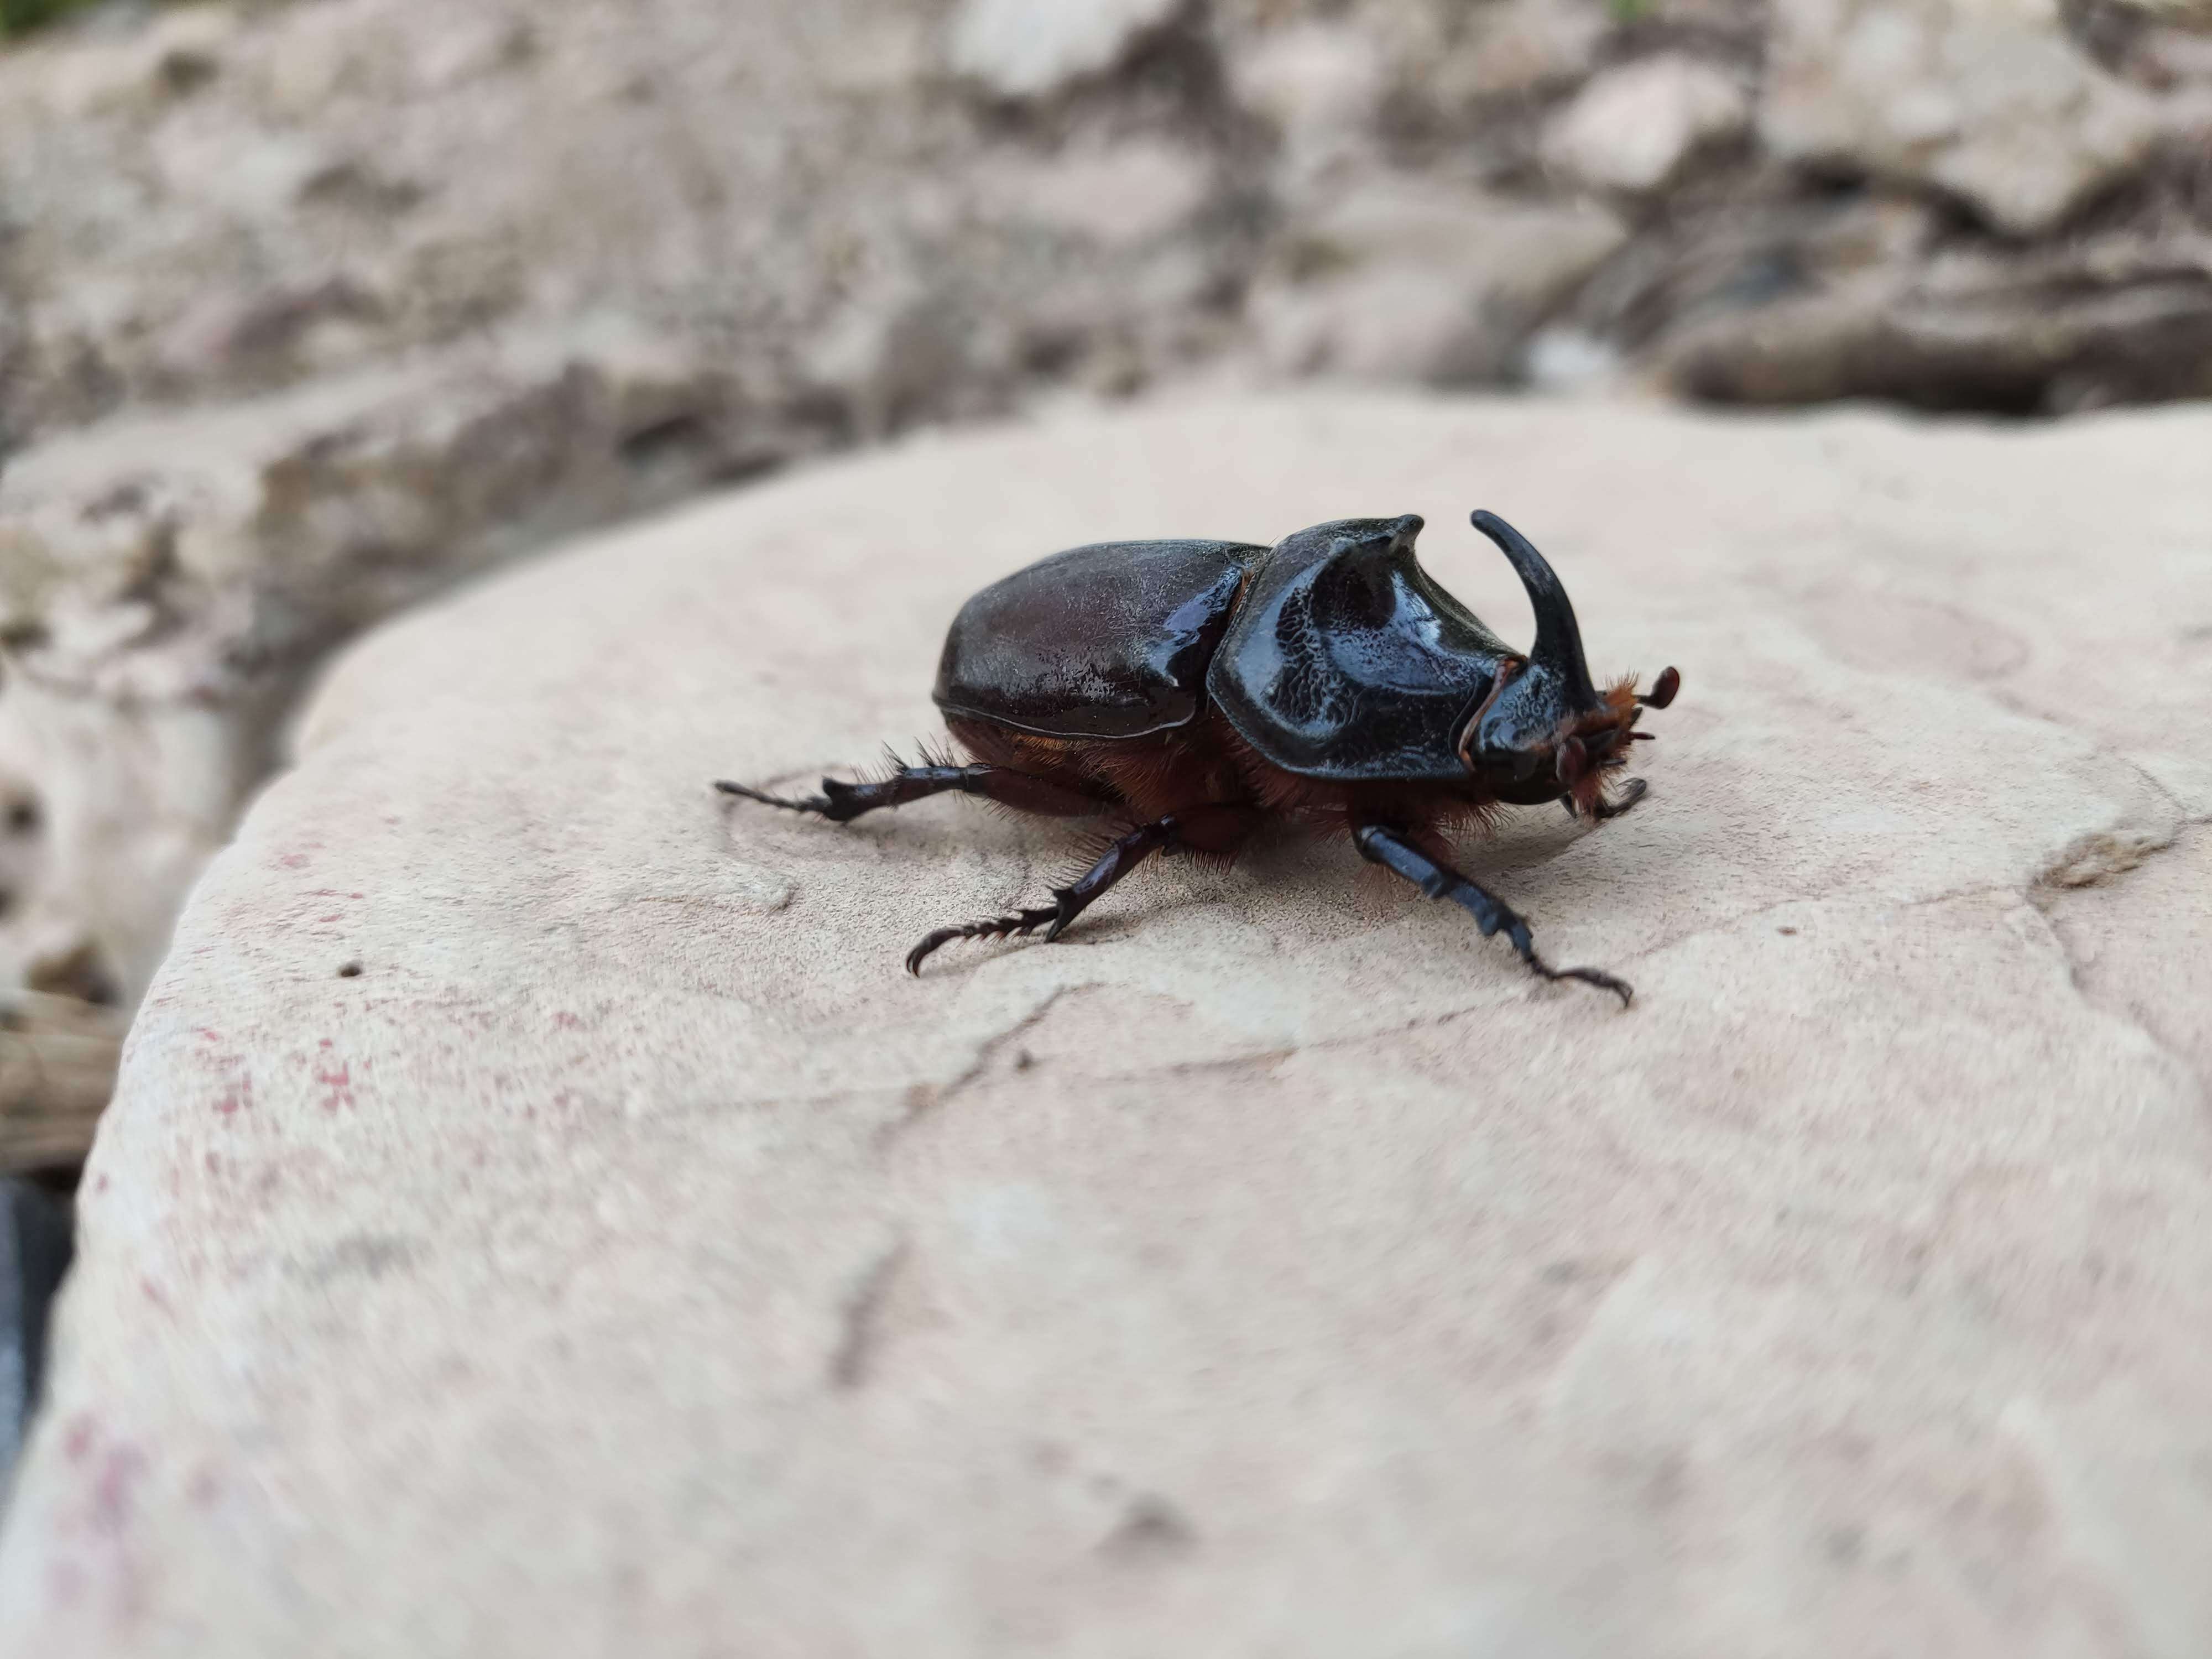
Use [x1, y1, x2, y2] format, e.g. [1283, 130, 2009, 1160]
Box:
[1469, 510, 1599, 708]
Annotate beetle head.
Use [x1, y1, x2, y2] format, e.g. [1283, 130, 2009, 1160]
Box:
[1454, 510, 1679, 816]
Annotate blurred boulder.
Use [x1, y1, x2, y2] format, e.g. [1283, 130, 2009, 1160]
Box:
[1764, 0, 2167, 234]
[0, 994, 122, 1176]
[2110, 0, 2212, 22]
[1436, 0, 1610, 103]
[1543, 55, 1752, 197]
[1252, 180, 1625, 383]
[1227, 20, 1388, 180]
[39, 2, 239, 118]
[945, 0, 1186, 100]
[803, 285, 981, 442]
[0, 321, 763, 1008]
[970, 138, 1215, 248]
[1660, 235, 2212, 411]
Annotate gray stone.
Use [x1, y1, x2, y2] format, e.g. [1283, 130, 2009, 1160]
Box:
[3, 393, 2209, 1655]
[0, 321, 752, 1009]
[1542, 55, 1752, 197]
[1431, 0, 1609, 105]
[1659, 234, 2212, 411]
[1227, 20, 1389, 180]
[970, 139, 1216, 248]
[1251, 181, 1626, 383]
[945, 0, 1185, 100]
[1762, 0, 2167, 236]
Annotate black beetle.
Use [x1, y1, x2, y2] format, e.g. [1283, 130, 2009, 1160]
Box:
[718, 510, 1678, 1004]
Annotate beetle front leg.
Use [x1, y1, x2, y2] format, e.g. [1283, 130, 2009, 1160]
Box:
[716, 761, 1103, 823]
[1561, 776, 1650, 822]
[1352, 824, 1632, 1008]
[1592, 777, 1649, 821]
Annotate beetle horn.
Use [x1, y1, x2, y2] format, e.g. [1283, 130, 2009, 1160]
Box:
[1469, 510, 1599, 709]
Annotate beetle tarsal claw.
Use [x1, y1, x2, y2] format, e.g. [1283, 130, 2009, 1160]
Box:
[1590, 776, 1649, 821]
[714, 778, 841, 818]
[1636, 666, 1681, 709]
[905, 904, 1066, 974]
[1040, 888, 1081, 942]
[1536, 959, 1634, 1009]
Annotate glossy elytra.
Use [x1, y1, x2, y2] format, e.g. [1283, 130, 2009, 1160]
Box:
[717, 511, 1679, 1004]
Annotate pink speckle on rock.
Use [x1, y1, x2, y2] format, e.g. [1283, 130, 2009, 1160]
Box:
[48, 1556, 86, 1608]
[316, 1060, 354, 1113]
[92, 1444, 147, 1535]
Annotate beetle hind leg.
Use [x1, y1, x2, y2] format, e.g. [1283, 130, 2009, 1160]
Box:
[1353, 823, 1632, 1008]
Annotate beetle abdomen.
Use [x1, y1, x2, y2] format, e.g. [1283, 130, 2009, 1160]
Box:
[932, 539, 1266, 740]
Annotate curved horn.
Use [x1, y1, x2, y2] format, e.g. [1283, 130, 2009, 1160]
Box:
[1469, 510, 1598, 708]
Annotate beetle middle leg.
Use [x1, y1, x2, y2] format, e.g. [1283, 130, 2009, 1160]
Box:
[716, 761, 1104, 824]
[906, 804, 1256, 974]
[1352, 823, 1632, 1007]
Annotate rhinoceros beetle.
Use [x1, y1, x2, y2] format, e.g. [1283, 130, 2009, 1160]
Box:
[718, 510, 1677, 1004]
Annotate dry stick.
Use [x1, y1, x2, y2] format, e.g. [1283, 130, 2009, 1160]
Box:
[0, 993, 123, 1175]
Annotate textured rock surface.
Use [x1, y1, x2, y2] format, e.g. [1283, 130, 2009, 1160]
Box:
[2, 394, 2209, 1656]
[0, 323, 754, 1007]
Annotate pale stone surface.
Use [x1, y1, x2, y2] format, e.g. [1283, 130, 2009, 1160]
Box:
[1763, 0, 2166, 236]
[945, 0, 1184, 100]
[3, 393, 2211, 1656]
[1543, 56, 1751, 197]
[1251, 182, 1626, 383]
[1226, 19, 1389, 182]
[971, 139, 1215, 249]
[1433, 0, 1609, 102]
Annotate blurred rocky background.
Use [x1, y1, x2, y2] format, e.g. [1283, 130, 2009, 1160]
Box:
[0, 0, 2209, 1176]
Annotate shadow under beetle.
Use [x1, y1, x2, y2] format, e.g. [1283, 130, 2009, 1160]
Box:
[717, 510, 1679, 1005]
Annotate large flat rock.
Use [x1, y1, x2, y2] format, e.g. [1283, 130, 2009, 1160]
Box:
[3, 393, 2210, 1656]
